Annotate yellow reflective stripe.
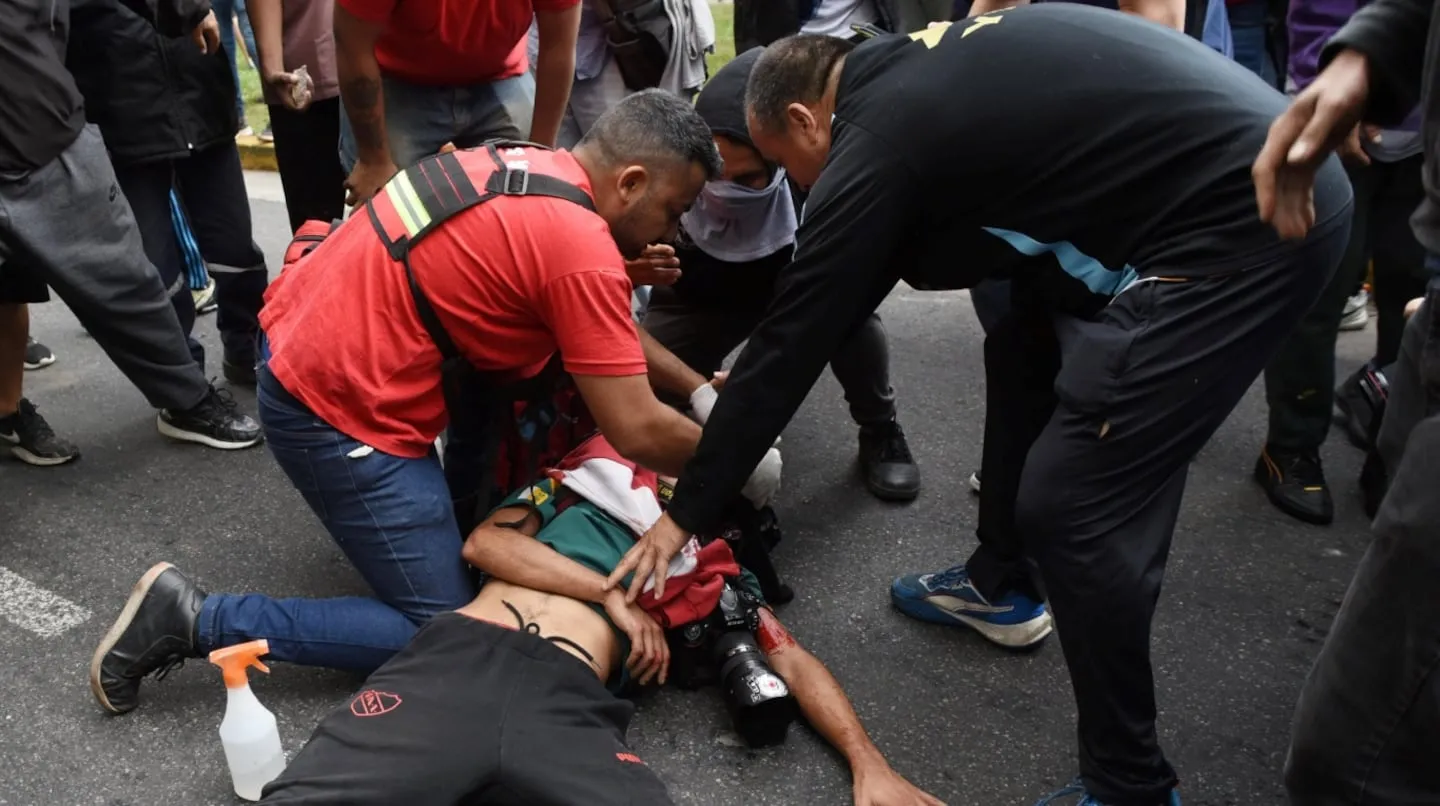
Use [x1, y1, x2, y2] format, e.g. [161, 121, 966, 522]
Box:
[384, 170, 431, 238]
[383, 175, 422, 237]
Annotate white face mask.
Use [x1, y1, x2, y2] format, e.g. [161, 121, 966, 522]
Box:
[680, 168, 798, 264]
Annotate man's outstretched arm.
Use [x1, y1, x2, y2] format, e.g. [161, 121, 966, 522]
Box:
[758, 610, 946, 806]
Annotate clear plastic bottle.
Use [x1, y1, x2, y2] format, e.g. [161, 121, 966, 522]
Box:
[209, 640, 287, 801]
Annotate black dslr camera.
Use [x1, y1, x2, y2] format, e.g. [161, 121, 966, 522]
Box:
[668, 581, 800, 748]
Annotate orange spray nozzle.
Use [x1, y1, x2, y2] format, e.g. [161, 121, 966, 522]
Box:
[208, 639, 272, 688]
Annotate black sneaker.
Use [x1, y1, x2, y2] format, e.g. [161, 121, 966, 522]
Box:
[0, 398, 80, 466]
[157, 385, 263, 449]
[1254, 447, 1334, 525]
[1334, 362, 1388, 451]
[24, 337, 55, 370]
[858, 419, 921, 502]
[223, 354, 257, 387]
[89, 562, 206, 715]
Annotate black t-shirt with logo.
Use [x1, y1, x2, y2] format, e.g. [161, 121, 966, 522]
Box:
[666, 3, 1349, 534]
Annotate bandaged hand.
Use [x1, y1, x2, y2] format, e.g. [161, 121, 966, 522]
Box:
[741, 447, 783, 509]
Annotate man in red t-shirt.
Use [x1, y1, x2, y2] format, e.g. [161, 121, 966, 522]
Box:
[335, 0, 582, 205]
[89, 92, 785, 715]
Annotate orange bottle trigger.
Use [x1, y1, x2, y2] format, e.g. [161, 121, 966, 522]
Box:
[209, 639, 273, 688]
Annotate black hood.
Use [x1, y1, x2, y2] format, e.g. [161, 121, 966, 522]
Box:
[694, 46, 765, 149]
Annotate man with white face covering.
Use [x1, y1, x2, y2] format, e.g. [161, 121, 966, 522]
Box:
[641, 47, 920, 501]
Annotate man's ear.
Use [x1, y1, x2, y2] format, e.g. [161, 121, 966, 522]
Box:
[785, 102, 817, 140]
[617, 165, 650, 204]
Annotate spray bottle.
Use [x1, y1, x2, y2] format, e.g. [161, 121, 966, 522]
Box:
[209, 640, 287, 801]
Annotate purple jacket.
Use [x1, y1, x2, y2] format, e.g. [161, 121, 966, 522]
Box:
[1288, 0, 1422, 131]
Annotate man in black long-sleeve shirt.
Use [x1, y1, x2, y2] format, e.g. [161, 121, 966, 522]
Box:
[1251, 0, 1440, 802]
[607, 7, 1353, 804]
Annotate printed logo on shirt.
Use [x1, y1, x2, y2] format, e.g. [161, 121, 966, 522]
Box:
[521, 481, 551, 506]
[615, 752, 646, 765]
[349, 690, 403, 717]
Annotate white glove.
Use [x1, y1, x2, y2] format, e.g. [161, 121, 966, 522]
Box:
[687, 382, 782, 447]
[740, 447, 783, 509]
[688, 383, 718, 425]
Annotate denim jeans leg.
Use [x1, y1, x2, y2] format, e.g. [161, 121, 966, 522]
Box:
[382, 75, 463, 169]
[210, 0, 244, 124]
[197, 363, 476, 672]
[453, 73, 536, 147]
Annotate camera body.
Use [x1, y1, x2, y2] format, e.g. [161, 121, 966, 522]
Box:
[667, 582, 800, 748]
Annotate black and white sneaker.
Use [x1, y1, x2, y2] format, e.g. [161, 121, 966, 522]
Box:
[24, 337, 55, 370]
[157, 385, 263, 450]
[0, 398, 80, 466]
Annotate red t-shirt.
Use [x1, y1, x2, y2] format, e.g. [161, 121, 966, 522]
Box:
[339, 0, 579, 86]
[260, 148, 647, 459]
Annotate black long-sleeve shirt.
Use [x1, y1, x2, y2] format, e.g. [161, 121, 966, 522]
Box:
[1326, 0, 1440, 254]
[666, 3, 1315, 534]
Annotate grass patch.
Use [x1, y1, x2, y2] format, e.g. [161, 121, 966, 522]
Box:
[236, 4, 737, 139]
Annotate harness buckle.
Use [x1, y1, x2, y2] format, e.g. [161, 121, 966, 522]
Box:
[502, 164, 531, 195]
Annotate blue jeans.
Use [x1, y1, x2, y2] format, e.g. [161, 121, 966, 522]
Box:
[197, 343, 476, 672]
[338, 72, 536, 172]
[1228, 0, 1279, 88]
[212, 0, 259, 125]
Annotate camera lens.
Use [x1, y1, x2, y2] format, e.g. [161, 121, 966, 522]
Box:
[712, 631, 798, 747]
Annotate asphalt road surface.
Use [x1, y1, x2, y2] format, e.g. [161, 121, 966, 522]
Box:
[1, 172, 1377, 806]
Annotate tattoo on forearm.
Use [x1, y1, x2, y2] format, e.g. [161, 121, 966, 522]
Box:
[757, 608, 798, 654]
[342, 77, 387, 154]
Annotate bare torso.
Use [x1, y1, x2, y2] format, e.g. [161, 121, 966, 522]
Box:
[455, 581, 620, 682]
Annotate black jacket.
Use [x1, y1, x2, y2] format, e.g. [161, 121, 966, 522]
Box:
[1325, 0, 1439, 256]
[67, 0, 235, 167]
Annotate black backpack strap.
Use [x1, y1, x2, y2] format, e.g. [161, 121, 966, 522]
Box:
[481, 142, 597, 212]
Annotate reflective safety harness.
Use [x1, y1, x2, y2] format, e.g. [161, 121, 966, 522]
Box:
[363, 140, 598, 403]
[364, 141, 602, 528]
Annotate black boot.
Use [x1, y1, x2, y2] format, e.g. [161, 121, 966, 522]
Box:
[1254, 447, 1334, 525]
[858, 419, 921, 502]
[89, 563, 207, 715]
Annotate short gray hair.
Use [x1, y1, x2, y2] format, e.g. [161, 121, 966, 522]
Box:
[579, 89, 723, 181]
[745, 34, 855, 135]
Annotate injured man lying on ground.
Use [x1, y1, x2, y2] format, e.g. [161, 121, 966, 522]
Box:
[260, 434, 944, 806]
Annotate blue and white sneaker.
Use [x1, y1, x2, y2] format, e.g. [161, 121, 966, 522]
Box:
[1035, 778, 1181, 806]
[890, 563, 1052, 649]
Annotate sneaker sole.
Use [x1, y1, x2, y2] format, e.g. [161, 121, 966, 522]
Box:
[968, 473, 981, 494]
[865, 479, 920, 502]
[89, 562, 175, 714]
[23, 356, 56, 371]
[156, 416, 263, 450]
[1338, 311, 1368, 331]
[10, 445, 79, 466]
[891, 591, 1053, 650]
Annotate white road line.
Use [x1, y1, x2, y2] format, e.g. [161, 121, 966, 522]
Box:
[0, 567, 92, 637]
